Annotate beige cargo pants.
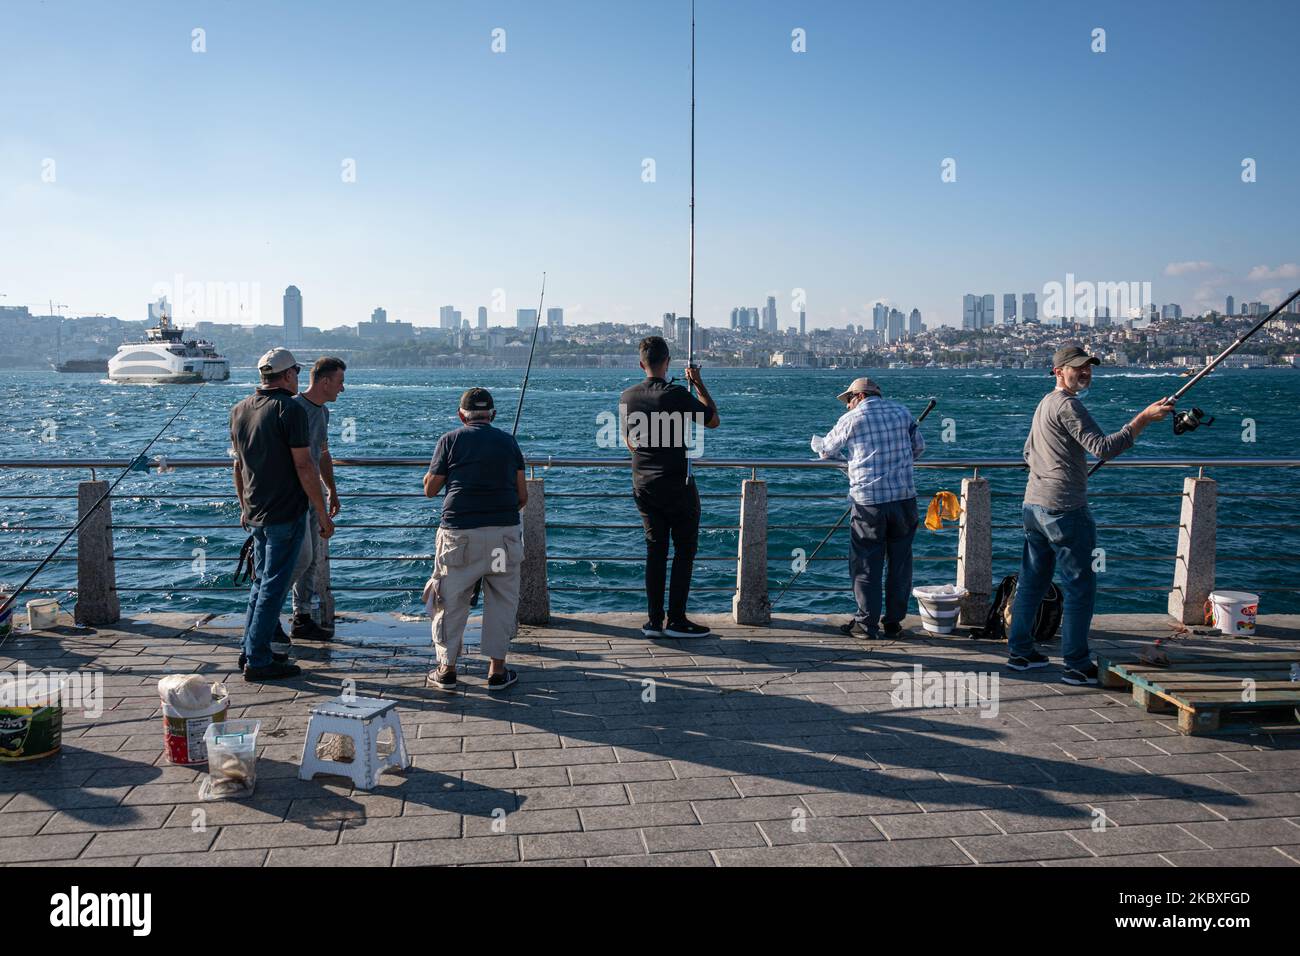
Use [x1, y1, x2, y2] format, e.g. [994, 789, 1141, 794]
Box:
[424, 524, 523, 666]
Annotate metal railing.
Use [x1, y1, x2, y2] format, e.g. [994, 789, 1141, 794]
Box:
[2, 456, 1300, 620]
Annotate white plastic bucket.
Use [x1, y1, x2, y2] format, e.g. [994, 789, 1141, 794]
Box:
[1208, 590, 1258, 637]
[912, 585, 968, 635]
[26, 599, 59, 630]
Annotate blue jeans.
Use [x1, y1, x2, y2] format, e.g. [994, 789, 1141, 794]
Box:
[849, 497, 918, 635]
[1008, 504, 1096, 669]
[243, 514, 308, 668]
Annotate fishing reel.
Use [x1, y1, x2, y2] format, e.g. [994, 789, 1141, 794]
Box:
[1173, 406, 1214, 435]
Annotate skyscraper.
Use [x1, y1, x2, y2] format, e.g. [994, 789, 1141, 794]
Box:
[982, 294, 995, 329]
[1226, 295, 1235, 316]
[517, 308, 537, 329]
[887, 309, 904, 343]
[1022, 292, 1038, 324]
[546, 308, 564, 328]
[799, 310, 806, 336]
[477, 306, 488, 330]
[1003, 293, 1016, 324]
[439, 305, 457, 330]
[283, 286, 303, 345]
[873, 302, 889, 332]
[763, 295, 778, 333]
[675, 315, 691, 348]
[909, 308, 922, 336]
[663, 312, 676, 338]
[962, 295, 977, 330]
[730, 307, 740, 329]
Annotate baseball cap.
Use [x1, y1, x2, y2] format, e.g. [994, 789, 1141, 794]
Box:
[1052, 344, 1100, 369]
[257, 347, 300, 374]
[836, 376, 883, 404]
[460, 387, 495, 411]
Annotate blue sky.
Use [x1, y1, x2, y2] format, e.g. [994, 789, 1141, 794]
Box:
[1, 0, 1297, 330]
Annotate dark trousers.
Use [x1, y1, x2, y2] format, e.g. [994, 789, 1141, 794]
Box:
[633, 480, 701, 623]
[849, 497, 919, 635]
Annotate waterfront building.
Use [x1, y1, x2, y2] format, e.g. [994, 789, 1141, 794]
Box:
[283, 286, 303, 345]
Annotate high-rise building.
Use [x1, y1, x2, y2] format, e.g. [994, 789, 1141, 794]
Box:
[799, 310, 806, 336]
[1003, 293, 1016, 325]
[150, 295, 171, 323]
[1022, 292, 1038, 324]
[517, 308, 537, 329]
[729, 307, 740, 329]
[477, 306, 488, 330]
[675, 315, 691, 348]
[909, 308, 922, 336]
[962, 294, 993, 330]
[886, 309, 904, 343]
[1161, 304, 1183, 320]
[283, 286, 302, 344]
[763, 295, 778, 333]
[1226, 295, 1235, 317]
[371, 307, 387, 324]
[546, 308, 563, 328]
[663, 312, 676, 338]
[982, 294, 995, 329]
[439, 305, 458, 330]
[872, 302, 889, 332]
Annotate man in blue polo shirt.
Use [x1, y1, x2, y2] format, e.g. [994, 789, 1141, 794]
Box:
[422, 388, 527, 693]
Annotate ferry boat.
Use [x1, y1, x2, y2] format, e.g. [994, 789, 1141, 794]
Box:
[107, 309, 230, 384]
[53, 357, 109, 373]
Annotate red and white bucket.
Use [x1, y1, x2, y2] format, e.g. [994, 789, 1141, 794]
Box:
[160, 689, 229, 765]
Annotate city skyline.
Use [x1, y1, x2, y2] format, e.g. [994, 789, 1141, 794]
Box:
[2, 1, 1297, 330]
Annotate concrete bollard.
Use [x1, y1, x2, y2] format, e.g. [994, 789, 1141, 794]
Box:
[518, 478, 550, 625]
[733, 479, 771, 625]
[315, 532, 335, 630]
[76, 480, 120, 626]
[1168, 476, 1216, 624]
[956, 476, 992, 626]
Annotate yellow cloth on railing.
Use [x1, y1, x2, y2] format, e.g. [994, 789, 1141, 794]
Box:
[925, 491, 962, 531]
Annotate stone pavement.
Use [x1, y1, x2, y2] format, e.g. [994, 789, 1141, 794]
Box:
[2, 611, 1299, 867]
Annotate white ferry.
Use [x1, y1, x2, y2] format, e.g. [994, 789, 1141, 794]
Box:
[107, 309, 230, 384]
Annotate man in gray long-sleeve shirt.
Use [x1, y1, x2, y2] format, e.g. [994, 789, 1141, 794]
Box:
[1007, 344, 1173, 684]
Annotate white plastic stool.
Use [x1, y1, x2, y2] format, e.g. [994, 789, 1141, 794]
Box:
[298, 696, 411, 790]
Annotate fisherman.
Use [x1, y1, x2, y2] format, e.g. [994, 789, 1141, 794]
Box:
[813, 377, 925, 640]
[1008, 344, 1173, 684]
[422, 388, 527, 692]
[230, 347, 335, 681]
[619, 336, 720, 638]
[285, 356, 346, 643]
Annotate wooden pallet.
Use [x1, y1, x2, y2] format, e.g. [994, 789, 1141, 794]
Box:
[1097, 653, 1300, 735]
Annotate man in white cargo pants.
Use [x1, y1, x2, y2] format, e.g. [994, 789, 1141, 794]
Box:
[422, 388, 528, 692]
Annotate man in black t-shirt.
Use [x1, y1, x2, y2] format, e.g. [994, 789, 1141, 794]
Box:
[422, 388, 528, 692]
[619, 335, 720, 638]
[230, 347, 335, 682]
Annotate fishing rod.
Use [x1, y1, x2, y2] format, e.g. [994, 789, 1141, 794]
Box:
[0, 382, 209, 640]
[686, 0, 696, 387]
[1087, 286, 1300, 476]
[771, 397, 937, 608]
[512, 271, 548, 436]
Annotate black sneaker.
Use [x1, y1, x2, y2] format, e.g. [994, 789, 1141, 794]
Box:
[883, 622, 905, 637]
[663, 619, 711, 638]
[487, 668, 518, 692]
[428, 666, 457, 691]
[642, 621, 665, 638]
[838, 620, 878, 640]
[238, 650, 288, 670]
[243, 660, 302, 682]
[1062, 662, 1100, 686]
[291, 613, 332, 642]
[1007, 650, 1051, 671]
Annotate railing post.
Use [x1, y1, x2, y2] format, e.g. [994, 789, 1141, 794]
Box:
[75, 480, 119, 626]
[315, 532, 335, 630]
[1168, 475, 1216, 624]
[956, 476, 991, 625]
[733, 478, 770, 625]
[518, 477, 550, 625]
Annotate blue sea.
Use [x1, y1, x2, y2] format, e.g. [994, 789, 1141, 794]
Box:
[2, 367, 1298, 616]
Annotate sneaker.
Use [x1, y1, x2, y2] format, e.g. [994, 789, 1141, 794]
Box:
[663, 619, 711, 638]
[1061, 663, 1100, 686]
[428, 666, 457, 691]
[487, 668, 518, 692]
[291, 613, 332, 642]
[238, 650, 288, 670]
[883, 622, 905, 637]
[838, 620, 878, 640]
[243, 660, 302, 682]
[641, 621, 665, 638]
[1006, 650, 1051, 671]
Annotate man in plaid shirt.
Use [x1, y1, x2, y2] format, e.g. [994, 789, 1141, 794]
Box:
[813, 377, 925, 639]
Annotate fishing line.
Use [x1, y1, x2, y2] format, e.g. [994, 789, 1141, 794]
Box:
[0, 382, 209, 647]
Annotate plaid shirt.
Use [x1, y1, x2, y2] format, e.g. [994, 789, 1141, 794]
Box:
[818, 397, 925, 506]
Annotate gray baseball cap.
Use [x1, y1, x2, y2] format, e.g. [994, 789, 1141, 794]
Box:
[836, 376, 883, 404]
[257, 347, 300, 374]
[1052, 344, 1099, 369]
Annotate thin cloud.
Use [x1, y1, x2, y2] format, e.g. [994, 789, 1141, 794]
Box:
[1164, 261, 1214, 276]
[1247, 263, 1299, 280]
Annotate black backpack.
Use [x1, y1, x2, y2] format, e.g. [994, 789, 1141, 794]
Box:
[974, 574, 1062, 642]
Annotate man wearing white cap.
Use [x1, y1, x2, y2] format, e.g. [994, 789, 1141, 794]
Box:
[230, 347, 335, 681]
[812, 377, 925, 640]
